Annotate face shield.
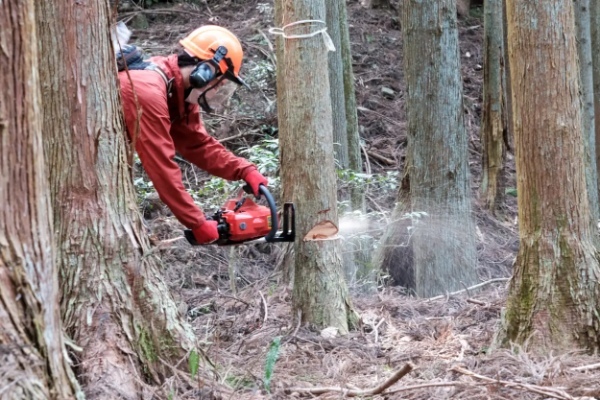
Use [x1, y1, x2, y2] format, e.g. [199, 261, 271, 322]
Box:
[195, 76, 239, 113]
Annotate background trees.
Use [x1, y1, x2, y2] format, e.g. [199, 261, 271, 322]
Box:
[374, 0, 478, 296]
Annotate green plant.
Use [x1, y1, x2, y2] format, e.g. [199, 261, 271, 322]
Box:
[263, 336, 281, 392]
[189, 349, 200, 379]
[239, 138, 280, 175]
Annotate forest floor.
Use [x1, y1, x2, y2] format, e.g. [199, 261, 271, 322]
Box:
[119, 1, 600, 398]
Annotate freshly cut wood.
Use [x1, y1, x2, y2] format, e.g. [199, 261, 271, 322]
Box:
[303, 220, 339, 241]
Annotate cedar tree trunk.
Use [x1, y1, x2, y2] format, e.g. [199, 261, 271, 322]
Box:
[574, 0, 599, 223]
[279, 0, 356, 332]
[400, 0, 478, 297]
[495, 0, 600, 353]
[35, 0, 196, 396]
[480, 0, 506, 211]
[0, 0, 79, 397]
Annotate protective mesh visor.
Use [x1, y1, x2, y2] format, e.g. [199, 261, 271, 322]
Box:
[199, 79, 238, 112]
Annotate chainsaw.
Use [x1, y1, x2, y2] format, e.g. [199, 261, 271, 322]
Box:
[184, 185, 295, 246]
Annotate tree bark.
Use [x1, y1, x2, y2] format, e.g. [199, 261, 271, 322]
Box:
[274, 0, 295, 285]
[326, 0, 349, 169]
[495, 0, 600, 353]
[400, 0, 478, 297]
[0, 1, 79, 398]
[592, 0, 600, 216]
[480, 0, 505, 212]
[574, 0, 599, 223]
[36, 0, 196, 396]
[339, 0, 365, 211]
[279, 0, 356, 333]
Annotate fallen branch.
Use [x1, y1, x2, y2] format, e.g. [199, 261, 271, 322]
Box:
[384, 381, 466, 395]
[119, 8, 203, 19]
[285, 362, 414, 396]
[452, 366, 575, 400]
[366, 150, 396, 166]
[427, 278, 510, 301]
[570, 362, 600, 372]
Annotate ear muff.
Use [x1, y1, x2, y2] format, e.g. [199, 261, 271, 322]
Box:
[189, 46, 228, 89]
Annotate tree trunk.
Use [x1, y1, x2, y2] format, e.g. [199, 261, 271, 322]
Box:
[340, 0, 365, 211]
[0, 1, 79, 398]
[502, 0, 514, 152]
[592, 0, 600, 217]
[371, 178, 416, 290]
[279, 0, 356, 333]
[495, 0, 600, 353]
[274, 0, 296, 286]
[401, 0, 478, 297]
[35, 0, 196, 396]
[574, 0, 599, 223]
[326, 0, 349, 169]
[480, 0, 505, 212]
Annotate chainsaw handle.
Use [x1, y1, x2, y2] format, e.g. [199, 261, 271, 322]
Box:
[259, 185, 278, 242]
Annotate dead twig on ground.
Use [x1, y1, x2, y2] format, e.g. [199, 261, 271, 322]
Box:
[384, 381, 466, 395]
[465, 298, 488, 306]
[427, 278, 510, 301]
[570, 362, 600, 372]
[259, 291, 268, 324]
[452, 366, 576, 400]
[119, 8, 203, 20]
[366, 150, 396, 166]
[357, 106, 404, 127]
[218, 130, 261, 144]
[285, 362, 414, 396]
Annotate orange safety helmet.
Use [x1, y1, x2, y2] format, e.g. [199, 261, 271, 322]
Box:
[180, 25, 246, 86]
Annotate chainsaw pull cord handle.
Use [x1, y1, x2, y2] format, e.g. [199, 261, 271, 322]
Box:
[259, 185, 278, 242]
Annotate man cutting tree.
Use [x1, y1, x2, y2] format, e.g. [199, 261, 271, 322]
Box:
[118, 25, 268, 245]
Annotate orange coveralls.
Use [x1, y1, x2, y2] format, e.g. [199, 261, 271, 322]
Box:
[118, 55, 257, 232]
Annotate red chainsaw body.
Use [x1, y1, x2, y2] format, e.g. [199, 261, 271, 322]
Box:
[220, 197, 272, 242]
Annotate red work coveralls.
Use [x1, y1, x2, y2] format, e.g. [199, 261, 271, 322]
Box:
[119, 55, 257, 231]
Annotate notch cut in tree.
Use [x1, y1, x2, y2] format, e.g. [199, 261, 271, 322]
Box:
[303, 220, 339, 241]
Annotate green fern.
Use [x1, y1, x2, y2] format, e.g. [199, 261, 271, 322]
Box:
[263, 336, 281, 392]
[189, 349, 200, 379]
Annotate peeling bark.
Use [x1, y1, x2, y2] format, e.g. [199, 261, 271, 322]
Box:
[0, 0, 79, 397]
[35, 0, 196, 396]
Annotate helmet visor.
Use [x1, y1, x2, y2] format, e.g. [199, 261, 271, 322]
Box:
[198, 77, 238, 113]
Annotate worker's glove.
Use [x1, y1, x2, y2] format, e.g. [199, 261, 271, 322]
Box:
[243, 169, 268, 197]
[188, 220, 219, 245]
